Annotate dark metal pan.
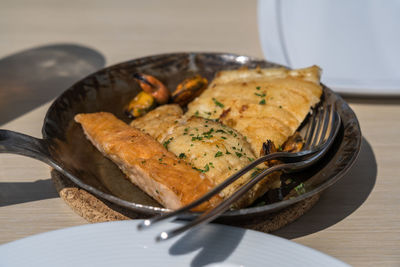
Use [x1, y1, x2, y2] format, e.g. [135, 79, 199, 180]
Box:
[0, 53, 361, 222]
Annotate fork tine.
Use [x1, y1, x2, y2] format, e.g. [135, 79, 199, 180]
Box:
[316, 104, 333, 146]
[312, 103, 331, 148]
[310, 106, 324, 147]
[302, 111, 314, 146]
[303, 109, 318, 150]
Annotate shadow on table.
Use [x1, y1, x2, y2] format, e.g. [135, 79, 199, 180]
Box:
[0, 43, 105, 125]
[169, 223, 245, 267]
[0, 179, 58, 207]
[273, 137, 377, 239]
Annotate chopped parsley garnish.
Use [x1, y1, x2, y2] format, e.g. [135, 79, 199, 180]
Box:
[212, 98, 224, 108]
[163, 137, 173, 149]
[279, 105, 282, 109]
[141, 160, 146, 164]
[259, 99, 266, 105]
[215, 151, 223, 157]
[295, 183, 306, 195]
[184, 127, 189, 132]
[205, 128, 214, 134]
[247, 157, 254, 162]
[254, 92, 266, 97]
[278, 145, 283, 151]
[179, 153, 186, 159]
[202, 128, 214, 139]
[191, 136, 203, 141]
[225, 150, 231, 155]
[194, 110, 199, 116]
[216, 129, 227, 134]
[221, 136, 227, 140]
[235, 152, 243, 158]
[193, 164, 210, 173]
[227, 130, 237, 137]
[250, 168, 263, 178]
[256, 86, 261, 90]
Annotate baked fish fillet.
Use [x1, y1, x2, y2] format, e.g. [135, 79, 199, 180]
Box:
[131, 105, 281, 209]
[186, 66, 323, 154]
[75, 112, 221, 211]
[130, 104, 183, 141]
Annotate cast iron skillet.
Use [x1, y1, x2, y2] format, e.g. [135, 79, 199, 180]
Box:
[0, 53, 361, 222]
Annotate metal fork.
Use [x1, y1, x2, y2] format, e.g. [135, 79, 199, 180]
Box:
[138, 103, 341, 241]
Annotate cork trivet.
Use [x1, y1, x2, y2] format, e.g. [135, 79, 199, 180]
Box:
[51, 170, 320, 233]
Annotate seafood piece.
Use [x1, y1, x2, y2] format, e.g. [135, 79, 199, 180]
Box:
[124, 91, 155, 118]
[133, 73, 170, 104]
[282, 132, 304, 152]
[172, 75, 208, 106]
[75, 112, 221, 211]
[260, 132, 304, 166]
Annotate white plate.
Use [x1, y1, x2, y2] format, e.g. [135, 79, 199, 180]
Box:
[0, 220, 348, 267]
[258, 0, 400, 96]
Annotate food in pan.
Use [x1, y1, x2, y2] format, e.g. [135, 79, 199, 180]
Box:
[185, 66, 322, 154]
[131, 106, 280, 209]
[75, 112, 221, 211]
[75, 65, 323, 211]
[172, 75, 208, 106]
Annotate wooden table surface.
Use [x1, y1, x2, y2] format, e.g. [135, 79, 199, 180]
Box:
[1, 1, 399, 266]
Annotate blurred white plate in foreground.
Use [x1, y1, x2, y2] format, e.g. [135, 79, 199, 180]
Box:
[258, 0, 400, 96]
[0, 220, 348, 267]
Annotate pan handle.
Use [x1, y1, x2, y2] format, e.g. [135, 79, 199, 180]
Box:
[0, 129, 53, 164]
[0, 129, 140, 210]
